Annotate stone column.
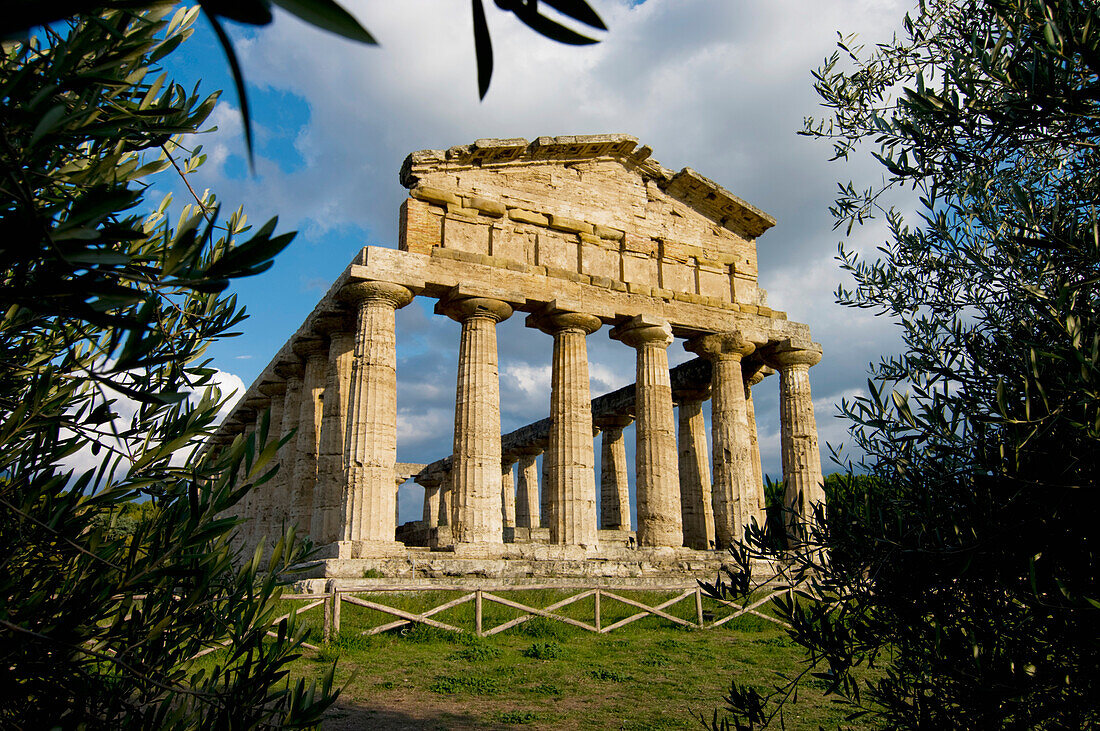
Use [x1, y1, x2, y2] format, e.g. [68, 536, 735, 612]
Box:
[532, 311, 602, 547]
[501, 456, 517, 530]
[418, 474, 442, 529]
[312, 319, 356, 545]
[515, 449, 541, 529]
[744, 364, 773, 518]
[594, 414, 632, 531]
[236, 412, 258, 551]
[242, 404, 265, 554]
[611, 315, 682, 548]
[441, 296, 513, 545]
[339, 282, 413, 552]
[439, 468, 453, 527]
[676, 388, 715, 550]
[228, 419, 254, 543]
[769, 341, 825, 540]
[256, 382, 287, 549]
[292, 340, 328, 537]
[272, 363, 303, 535]
[686, 331, 761, 548]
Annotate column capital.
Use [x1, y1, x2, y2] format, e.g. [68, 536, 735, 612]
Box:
[610, 314, 673, 349]
[439, 295, 513, 324]
[746, 364, 775, 387]
[501, 452, 519, 467]
[258, 380, 287, 398]
[243, 393, 268, 411]
[291, 336, 328, 358]
[314, 311, 354, 336]
[673, 385, 711, 404]
[527, 310, 602, 336]
[593, 413, 634, 430]
[768, 340, 823, 369]
[685, 330, 763, 362]
[415, 472, 443, 489]
[274, 359, 304, 379]
[340, 280, 414, 309]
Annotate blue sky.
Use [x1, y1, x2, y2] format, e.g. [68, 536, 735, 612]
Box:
[152, 0, 911, 523]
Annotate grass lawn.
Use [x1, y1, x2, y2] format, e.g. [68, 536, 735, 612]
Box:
[262, 588, 869, 730]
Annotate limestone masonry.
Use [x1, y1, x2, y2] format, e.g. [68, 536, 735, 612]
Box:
[206, 134, 825, 581]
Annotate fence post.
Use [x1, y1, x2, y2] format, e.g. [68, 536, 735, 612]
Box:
[594, 588, 601, 632]
[333, 589, 341, 638]
[323, 589, 334, 643]
[695, 585, 704, 628]
[475, 588, 483, 637]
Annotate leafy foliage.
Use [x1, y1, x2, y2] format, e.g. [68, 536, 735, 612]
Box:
[4, 0, 606, 160]
[0, 8, 337, 727]
[704, 0, 1100, 727]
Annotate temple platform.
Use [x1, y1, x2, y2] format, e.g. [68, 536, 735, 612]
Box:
[290, 543, 773, 591]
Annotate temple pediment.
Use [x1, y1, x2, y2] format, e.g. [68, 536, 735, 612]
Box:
[399, 134, 776, 308]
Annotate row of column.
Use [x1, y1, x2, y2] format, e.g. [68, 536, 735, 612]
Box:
[215, 281, 415, 558]
[421, 297, 824, 550]
[215, 279, 823, 556]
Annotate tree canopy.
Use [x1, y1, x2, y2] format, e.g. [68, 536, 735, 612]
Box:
[0, 8, 335, 726]
[707, 0, 1100, 727]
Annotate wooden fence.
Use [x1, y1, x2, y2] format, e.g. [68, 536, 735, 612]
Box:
[271, 584, 793, 643]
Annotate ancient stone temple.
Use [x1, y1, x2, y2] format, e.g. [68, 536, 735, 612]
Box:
[205, 134, 824, 580]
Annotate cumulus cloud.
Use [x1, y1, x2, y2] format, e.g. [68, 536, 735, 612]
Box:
[57, 368, 247, 483]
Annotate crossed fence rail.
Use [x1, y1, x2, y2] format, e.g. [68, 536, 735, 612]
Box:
[265, 583, 794, 643]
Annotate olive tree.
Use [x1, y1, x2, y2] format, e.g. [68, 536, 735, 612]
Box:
[0, 9, 334, 726]
[706, 0, 1100, 727]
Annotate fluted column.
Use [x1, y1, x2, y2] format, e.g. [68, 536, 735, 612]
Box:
[439, 469, 453, 527]
[272, 364, 303, 534]
[532, 311, 602, 547]
[594, 414, 632, 531]
[312, 318, 356, 545]
[441, 296, 513, 545]
[292, 340, 328, 536]
[611, 315, 682, 548]
[676, 388, 714, 550]
[237, 411, 259, 551]
[256, 382, 287, 549]
[501, 456, 517, 530]
[515, 449, 541, 529]
[745, 364, 772, 519]
[769, 341, 825, 540]
[339, 282, 413, 550]
[686, 331, 761, 548]
[418, 474, 442, 529]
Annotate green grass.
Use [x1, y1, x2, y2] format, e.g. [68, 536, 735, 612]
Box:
[264, 588, 875, 730]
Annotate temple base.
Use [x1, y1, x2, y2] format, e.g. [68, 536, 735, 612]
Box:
[311, 539, 407, 560]
[291, 544, 769, 586]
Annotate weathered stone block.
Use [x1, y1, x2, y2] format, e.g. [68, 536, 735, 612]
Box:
[469, 196, 506, 217]
[594, 224, 625, 241]
[536, 231, 578, 271]
[508, 208, 549, 226]
[548, 214, 594, 235]
[580, 239, 620, 279]
[412, 185, 460, 207]
[659, 257, 694, 294]
[446, 204, 479, 219]
[697, 262, 731, 301]
[443, 215, 491, 256]
[732, 274, 757, 304]
[489, 225, 531, 264]
[622, 252, 658, 287]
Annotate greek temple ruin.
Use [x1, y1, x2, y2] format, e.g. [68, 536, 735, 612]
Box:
[206, 134, 824, 580]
